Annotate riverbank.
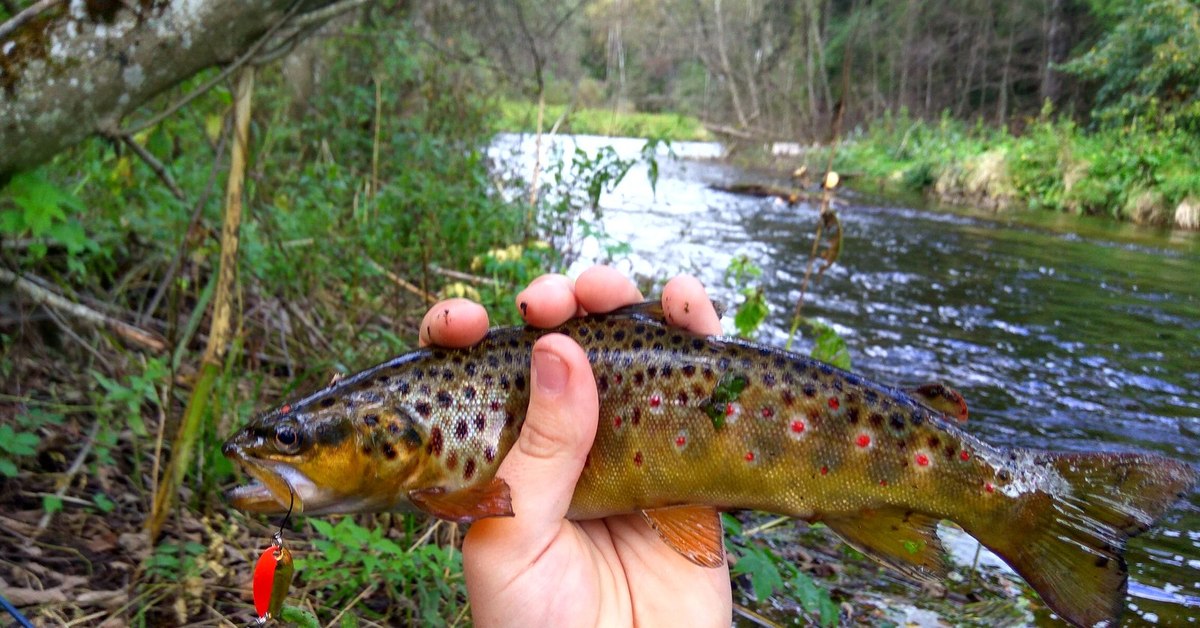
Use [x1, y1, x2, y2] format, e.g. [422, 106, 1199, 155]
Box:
[827, 111, 1200, 230]
[493, 99, 711, 141]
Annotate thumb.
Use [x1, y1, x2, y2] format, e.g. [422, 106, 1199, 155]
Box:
[465, 333, 598, 558]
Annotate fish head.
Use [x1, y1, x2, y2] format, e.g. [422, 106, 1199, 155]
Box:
[222, 395, 422, 516]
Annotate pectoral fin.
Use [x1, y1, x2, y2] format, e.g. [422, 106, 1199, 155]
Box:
[409, 477, 513, 524]
[823, 509, 948, 587]
[909, 383, 969, 422]
[641, 505, 726, 568]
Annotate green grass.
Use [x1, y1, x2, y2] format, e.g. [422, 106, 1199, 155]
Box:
[494, 99, 711, 141]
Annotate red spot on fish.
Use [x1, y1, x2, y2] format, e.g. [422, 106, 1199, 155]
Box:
[761, 407, 774, 419]
[959, 450, 970, 461]
[675, 435, 687, 447]
[614, 416, 623, 429]
[725, 403, 735, 416]
[820, 466, 829, 475]
[744, 451, 756, 462]
[790, 420, 806, 433]
[614, 373, 623, 385]
[649, 394, 661, 408]
[633, 451, 643, 466]
[915, 453, 930, 467]
[281, 404, 290, 414]
[828, 397, 839, 410]
[856, 433, 872, 448]
[880, 480, 888, 487]
[985, 482, 995, 493]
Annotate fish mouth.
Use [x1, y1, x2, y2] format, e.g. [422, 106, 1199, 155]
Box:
[224, 448, 316, 515]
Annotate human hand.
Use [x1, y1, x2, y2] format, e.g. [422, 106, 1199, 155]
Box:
[419, 266, 732, 627]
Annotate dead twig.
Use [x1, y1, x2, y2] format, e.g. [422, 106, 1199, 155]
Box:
[111, 133, 185, 201]
[366, 258, 437, 304]
[431, 265, 509, 288]
[0, 0, 61, 42]
[34, 420, 102, 537]
[0, 267, 167, 353]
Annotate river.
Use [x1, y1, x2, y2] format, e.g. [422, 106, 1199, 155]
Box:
[490, 133, 1200, 626]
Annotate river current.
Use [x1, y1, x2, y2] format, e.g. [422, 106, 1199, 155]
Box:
[491, 133, 1200, 625]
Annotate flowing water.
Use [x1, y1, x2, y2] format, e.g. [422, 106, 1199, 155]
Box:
[491, 134, 1200, 625]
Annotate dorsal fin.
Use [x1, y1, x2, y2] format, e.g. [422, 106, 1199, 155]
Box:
[908, 383, 969, 422]
[641, 505, 726, 567]
[823, 508, 948, 587]
[605, 299, 726, 325]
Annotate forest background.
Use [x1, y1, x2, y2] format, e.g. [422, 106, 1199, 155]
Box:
[0, 0, 1197, 625]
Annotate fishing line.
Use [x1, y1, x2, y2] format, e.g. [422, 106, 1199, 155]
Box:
[274, 489, 295, 550]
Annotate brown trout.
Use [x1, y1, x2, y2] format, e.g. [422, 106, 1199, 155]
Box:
[223, 303, 1195, 627]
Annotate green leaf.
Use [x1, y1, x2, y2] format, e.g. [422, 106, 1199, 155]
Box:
[0, 458, 17, 477]
[42, 494, 63, 514]
[280, 605, 321, 628]
[8, 431, 39, 456]
[93, 493, 116, 513]
[731, 546, 785, 601]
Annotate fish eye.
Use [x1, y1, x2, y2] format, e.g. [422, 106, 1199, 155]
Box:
[274, 424, 301, 453]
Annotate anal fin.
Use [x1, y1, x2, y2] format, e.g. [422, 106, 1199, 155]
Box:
[824, 508, 948, 587]
[409, 477, 513, 524]
[641, 505, 726, 568]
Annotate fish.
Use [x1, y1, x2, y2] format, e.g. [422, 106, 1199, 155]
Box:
[222, 302, 1196, 628]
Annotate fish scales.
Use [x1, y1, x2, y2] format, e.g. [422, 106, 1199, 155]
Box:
[224, 306, 1196, 628]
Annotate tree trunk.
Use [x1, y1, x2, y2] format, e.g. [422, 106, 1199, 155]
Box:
[0, 0, 340, 180]
[1040, 0, 1068, 106]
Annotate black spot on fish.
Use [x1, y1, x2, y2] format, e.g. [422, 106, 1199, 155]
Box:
[832, 379, 844, 392]
[484, 446, 496, 462]
[682, 364, 696, 377]
[615, 330, 627, 341]
[944, 445, 957, 459]
[432, 350, 447, 360]
[762, 373, 776, 387]
[598, 376, 609, 394]
[514, 374, 526, 391]
[632, 339, 644, 350]
[632, 407, 642, 425]
[652, 342, 664, 350]
[803, 385, 817, 398]
[927, 435, 941, 448]
[382, 444, 397, 460]
[578, 325, 590, 337]
[910, 412, 924, 426]
[487, 355, 500, 368]
[442, 368, 454, 381]
[499, 375, 510, 390]
[864, 390, 879, 403]
[427, 426, 444, 456]
[503, 351, 514, 364]
[648, 366, 658, 378]
[413, 368, 425, 380]
[773, 356, 786, 368]
[718, 357, 731, 370]
[377, 375, 390, 384]
[634, 372, 645, 386]
[691, 339, 704, 350]
[320, 397, 335, 408]
[594, 330, 605, 341]
[452, 355, 463, 364]
[889, 413, 905, 431]
[655, 328, 666, 338]
[634, 324, 646, 334]
[869, 411, 885, 427]
[436, 390, 453, 408]
[415, 401, 432, 417]
[363, 414, 379, 427]
[361, 445, 372, 455]
[398, 381, 410, 395]
[677, 391, 689, 405]
[782, 390, 795, 406]
[455, 419, 468, 440]
[508, 338, 519, 348]
[504, 411, 516, 428]
[446, 452, 458, 470]
[464, 386, 477, 400]
[464, 458, 477, 481]
[661, 365, 673, 378]
[465, 363, 478, 376]
[997, 469, 1012, 483]
[474, 413, 485, 432]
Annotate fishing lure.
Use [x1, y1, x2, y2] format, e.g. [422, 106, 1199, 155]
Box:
[250, 496, 295, 624]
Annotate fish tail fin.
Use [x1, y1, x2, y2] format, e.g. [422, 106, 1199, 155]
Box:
[971, 452, 1194, 627]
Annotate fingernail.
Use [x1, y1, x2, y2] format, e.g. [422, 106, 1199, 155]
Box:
[532, 348, 567, 395]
